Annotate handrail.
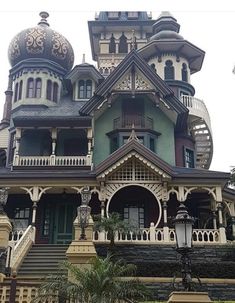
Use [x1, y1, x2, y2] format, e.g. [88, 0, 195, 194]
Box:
[10, 225, 35, 274]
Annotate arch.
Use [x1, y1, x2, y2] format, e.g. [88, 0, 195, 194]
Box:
[164, 60, 174, 80]
[182, 63, 188, 82]
[109, 33, 116, 53]
[105, 184, 162, 227]
[118, 32, 128, 53]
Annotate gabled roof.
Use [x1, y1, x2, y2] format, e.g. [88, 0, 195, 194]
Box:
[66, 63, 103, 84]
[95, 136, 230, 185]
[79, 50, 188, 126]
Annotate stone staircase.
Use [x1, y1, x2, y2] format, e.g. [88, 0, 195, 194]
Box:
[17, 244, 68, 278]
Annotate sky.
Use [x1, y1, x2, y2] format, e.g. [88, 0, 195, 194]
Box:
[0, 0, 234, 173]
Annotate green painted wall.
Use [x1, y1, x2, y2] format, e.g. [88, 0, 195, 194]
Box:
[93, 98, 175, 166]
[145, 99, 175, 165]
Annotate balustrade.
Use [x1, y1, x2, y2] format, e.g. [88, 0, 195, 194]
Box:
[13, 155, 91, 167]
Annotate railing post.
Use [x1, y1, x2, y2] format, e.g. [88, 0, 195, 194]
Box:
[163, 226, 170, 243]
[149, 222, 155, 242]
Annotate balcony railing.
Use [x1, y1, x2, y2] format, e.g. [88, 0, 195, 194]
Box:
[13, 155, 92, 167]
[113, 116, 153, 129]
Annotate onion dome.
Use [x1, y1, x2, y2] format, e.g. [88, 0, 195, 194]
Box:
[8, 12, 74, 71]
[150, 11, 183, 41]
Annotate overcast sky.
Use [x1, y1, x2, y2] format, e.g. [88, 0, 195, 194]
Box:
[0, 0, 235, 173]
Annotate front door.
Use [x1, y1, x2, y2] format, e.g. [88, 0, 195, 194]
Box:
[53, 203, 75, 244]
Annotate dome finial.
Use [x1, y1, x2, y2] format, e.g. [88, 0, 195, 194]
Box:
[38, 11, 49, 27]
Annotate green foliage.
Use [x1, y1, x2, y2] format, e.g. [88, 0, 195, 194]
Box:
[94, 212, 136, 250]
[34, 255, 151, 303]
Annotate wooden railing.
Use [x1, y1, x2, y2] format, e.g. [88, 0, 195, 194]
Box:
[13, 155, 91, 167]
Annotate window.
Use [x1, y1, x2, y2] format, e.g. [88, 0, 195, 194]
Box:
[108, 12, 119, 19]
[53, 82, 58, 102]
[124, 206, 144, 228]
[184, 148, 194, 168]
[150, 63, 156, 73]
[47, 80, 59, 102]
[18, 80, 23, 100]
[12, 207, 30, 231]
[164, 60, 174, 80]
[127, 12, 138, 19]
[182, 63, 188, 82]
[118, 33, 128, 53]
[27, 78, 34, 98]
[109, 33, 116, 53]
[78, 80, 92, 99]
[42, 207, 50, 236]
[35, 78, 42, 98]
[14, 83, 18, 102]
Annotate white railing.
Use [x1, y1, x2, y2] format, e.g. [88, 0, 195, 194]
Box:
[13, 155, 91, 167]
[93, 228, 221, 244]
[9, 229, 26, 244]
[181, 95, 212, 134]
[9, 225, 35, 273]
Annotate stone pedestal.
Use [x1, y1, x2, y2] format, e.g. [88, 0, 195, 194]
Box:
[66, 216, 97, 270]
[168, 291, 212, 303]
[0, 213, 12, 275]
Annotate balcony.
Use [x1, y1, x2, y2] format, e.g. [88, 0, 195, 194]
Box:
[181, 95, 213, 169]
[13, 155, 92, 168]
[113, 116, 153, 129]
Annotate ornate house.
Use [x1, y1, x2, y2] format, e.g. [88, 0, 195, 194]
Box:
[0, 11, 235, 301]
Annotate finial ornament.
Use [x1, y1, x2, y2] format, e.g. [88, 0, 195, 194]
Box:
[82, 54, 85, 64]
[127, 124, 139, 142]
[38, 11, 49, 26]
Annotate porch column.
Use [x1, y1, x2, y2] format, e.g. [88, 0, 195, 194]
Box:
[13, 128, 21, 165]
[162, 201, 169, 242]
[87, 128, 93, 166]
[231, 216, 235, 240]
[101, 200, 105, 218]
[217, 202, 226, 243]
[50, 128, 57, 166]
[162, 183, 169, 243]
[212, 210, 217, 230]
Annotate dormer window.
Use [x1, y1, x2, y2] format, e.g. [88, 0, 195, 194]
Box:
[164, 60, 174, 80]
[78, 80, 93, 99]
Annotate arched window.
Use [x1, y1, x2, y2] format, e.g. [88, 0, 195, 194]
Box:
[164, 60, 174, 80]
[26, 78, 34, 98]
[78, 80, 85, 98]
[14, 83, 18, 102]
[109, 33, 116, 53]
[182, 63, 188, 82]
[86, 80, 92, 99]
[118, 32, 128, 53]
[18, 80, 23, 100]
[35, 78, 42, 98]
[46, 80, 52, 100]
[53, 82, 58, 102]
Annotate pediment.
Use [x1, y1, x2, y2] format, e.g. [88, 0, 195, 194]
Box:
[97, 151, 171, 181]
[113, 69, 155, 91]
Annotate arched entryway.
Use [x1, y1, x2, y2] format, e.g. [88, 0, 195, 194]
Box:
[107, 185, 162, 228]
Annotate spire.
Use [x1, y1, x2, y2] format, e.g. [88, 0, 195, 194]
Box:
[38, 11, 49, 27]
[82, 53, 86, 64]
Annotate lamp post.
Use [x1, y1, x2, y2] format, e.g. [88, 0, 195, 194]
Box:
[0, 188, 9, 215]
[77, 187, 91, 240]
[173, 203, 194, 291]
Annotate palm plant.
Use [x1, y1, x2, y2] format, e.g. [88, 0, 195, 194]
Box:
[94, 212, 135, 251]
[34, 255, 150, 303]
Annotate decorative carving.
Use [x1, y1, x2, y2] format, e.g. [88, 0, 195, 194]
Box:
[8, 35, 21, 60]
[52, 31, 69, 60]
[21, 186, 51, 202]
[135, 74, 151, 90]
[115, 74, 131, 90]
[25, 28, 46, 54]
